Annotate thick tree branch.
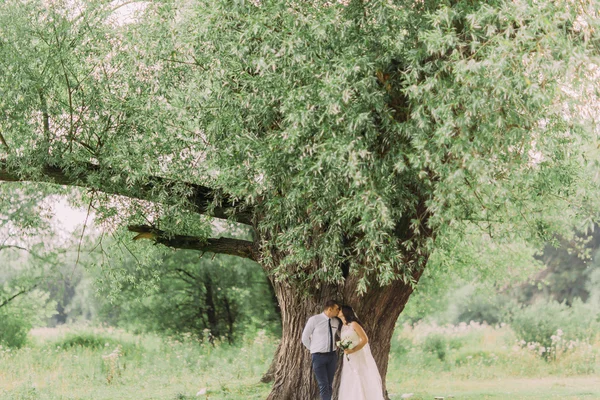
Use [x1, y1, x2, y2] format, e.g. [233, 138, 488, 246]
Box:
[0, 160, 253, 225]
[128, 225, 258, 261]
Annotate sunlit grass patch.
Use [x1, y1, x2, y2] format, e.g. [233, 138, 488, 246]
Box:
[387, 321, 600, 397]
[2, 324, 600, 399]
[1, 326, 276, 399]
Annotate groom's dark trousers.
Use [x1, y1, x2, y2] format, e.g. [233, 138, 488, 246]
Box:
[312, 351, 337, 400]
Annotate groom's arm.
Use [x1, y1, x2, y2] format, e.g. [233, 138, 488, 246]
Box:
[301, 317, 314, 350]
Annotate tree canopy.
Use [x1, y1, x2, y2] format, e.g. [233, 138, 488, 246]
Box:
[2, 0, 598, 294]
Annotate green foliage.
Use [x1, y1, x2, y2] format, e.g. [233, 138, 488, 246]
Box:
[453, 290, 520, 326]
[0, 308, 30, 349]
[389, 336, 411, 359]
[0, 183, 97, 333]
[401, 227, 543, 323]
[0, 289, 56, 348]
[455, 296, 503, 325]
[422, 334, 449, 361]
[57, 333, 113, 350]
[164, 0, 599, 287]
[403, 225, 600, 333]
[389, 321, 600, 388]
[0, 184, 55, 234]
[421, 332, 468, 362]
[0, 224, 102, 330]
[512, 227, 600, 306]
[511, 299, 599, 359]
[92, 247, 280, 343]
[0, 0, 598, 294]
[55, 333, 141, 357]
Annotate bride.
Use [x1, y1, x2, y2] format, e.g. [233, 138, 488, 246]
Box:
[337, 305, 385, 400]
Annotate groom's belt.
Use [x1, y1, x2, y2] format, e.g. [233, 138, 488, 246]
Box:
[313, 351, 336, 355]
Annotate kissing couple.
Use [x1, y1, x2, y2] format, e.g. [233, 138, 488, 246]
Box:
[301, 300, 385, 400]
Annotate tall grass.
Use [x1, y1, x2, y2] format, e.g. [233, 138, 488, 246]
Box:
[387, 321, 600, 399]
[0, 326, 276, 399]
[1, 323, 599, 399]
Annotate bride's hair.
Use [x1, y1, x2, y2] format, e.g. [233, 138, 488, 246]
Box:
[340, 305, 363, 326]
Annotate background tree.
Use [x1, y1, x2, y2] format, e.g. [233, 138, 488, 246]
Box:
[0, 183, 73, 346]
[93, 246, 280, 344]
[516, 227, 600, 305]
[0, 0, 598, 398]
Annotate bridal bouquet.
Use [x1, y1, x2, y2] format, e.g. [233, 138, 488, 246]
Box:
[336, 338, 354, 361]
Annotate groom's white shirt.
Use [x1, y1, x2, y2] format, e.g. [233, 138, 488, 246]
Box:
[302, 312, 340, 354]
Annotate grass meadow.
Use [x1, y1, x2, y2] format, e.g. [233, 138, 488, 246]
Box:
[1, 323, 599, 399]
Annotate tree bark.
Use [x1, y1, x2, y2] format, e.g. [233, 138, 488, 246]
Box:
[129, 225, 258, 260]
[261, 341, 281, 383]
[265, 266, 425, 400]
[266, 279, 338, 400]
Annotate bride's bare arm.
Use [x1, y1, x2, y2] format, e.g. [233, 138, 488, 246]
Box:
[345, 322, 368, 354]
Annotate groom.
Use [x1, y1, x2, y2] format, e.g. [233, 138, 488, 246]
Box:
[301, 300, 341, 400]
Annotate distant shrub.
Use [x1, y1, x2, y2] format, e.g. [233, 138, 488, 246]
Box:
[422, 334, 448, 361]
[0, 308, 31, 348]
[511, 299, 599, 360]
[0, 289, 55, 349]
[420, 331, 469, 363]
[56, 333, 141, 356]
[58, 333, 113, 349]
[455, 293, 517, 325]
[390, 337, 411, 358]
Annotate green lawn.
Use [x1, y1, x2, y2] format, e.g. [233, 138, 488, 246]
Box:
[388, 377, 600, 399]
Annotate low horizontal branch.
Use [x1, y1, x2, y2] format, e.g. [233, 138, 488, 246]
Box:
[128, 225, 258, 261]
[0, 160, 253, 225]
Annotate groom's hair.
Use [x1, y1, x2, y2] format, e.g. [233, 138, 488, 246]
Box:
[323, 300, 339, 310]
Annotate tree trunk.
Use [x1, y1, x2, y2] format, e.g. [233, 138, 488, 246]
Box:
[203, 272, 219, 342]
[266, 279, 333, 400]
[265, 270, 425, 400]
[260, 341, 281, 383]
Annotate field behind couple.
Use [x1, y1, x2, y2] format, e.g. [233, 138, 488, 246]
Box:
[2, 321, 599, 400]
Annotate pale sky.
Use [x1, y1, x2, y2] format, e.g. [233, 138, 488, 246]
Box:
[51, 197, 94, 237]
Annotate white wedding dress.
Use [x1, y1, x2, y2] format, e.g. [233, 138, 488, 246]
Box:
[338, 324, 385, 400]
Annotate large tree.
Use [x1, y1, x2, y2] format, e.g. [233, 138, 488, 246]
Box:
[0, 0, 598, 398]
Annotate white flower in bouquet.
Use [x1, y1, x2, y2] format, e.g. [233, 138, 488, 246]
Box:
[336, 338, 354, 361]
